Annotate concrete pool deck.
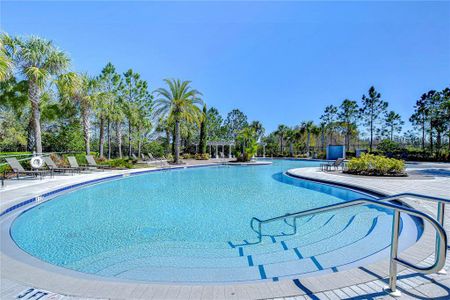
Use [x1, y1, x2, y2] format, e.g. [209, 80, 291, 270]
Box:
[1, 160, 449, 299]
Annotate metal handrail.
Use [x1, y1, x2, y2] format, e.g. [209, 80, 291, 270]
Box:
[250, 195, 448, 296]
[251, 192, 449, 237]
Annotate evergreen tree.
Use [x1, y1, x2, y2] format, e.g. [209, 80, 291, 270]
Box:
[360, 86, 388, 151]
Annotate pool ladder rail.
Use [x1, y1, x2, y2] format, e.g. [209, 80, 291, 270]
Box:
[250, 192, 449, 297]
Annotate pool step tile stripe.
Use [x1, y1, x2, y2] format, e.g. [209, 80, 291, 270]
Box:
[294, 248, 303, 259]
[311, 256, 323, 270]
[247, 255, 254, 266]
[258, 265, 267, 279]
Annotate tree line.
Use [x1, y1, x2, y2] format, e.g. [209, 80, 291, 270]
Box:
[1, 34, 449, 162]
[0, 34, 266, 163]
[262, 86, 449, 160]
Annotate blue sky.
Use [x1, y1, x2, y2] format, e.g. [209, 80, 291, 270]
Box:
[2, 1, 449, 133]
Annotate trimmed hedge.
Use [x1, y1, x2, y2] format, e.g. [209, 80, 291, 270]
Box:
[345, 153, 406, 176]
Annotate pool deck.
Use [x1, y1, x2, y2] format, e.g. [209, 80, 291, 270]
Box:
[1, 160, 449, 299]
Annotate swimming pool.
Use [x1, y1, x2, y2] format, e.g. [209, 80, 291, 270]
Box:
[10, 159, 420, 283]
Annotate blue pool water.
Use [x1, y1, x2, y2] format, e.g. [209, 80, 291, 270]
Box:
[10, 160, 420, 283]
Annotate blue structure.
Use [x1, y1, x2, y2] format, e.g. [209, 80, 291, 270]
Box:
[326, 145, 345, 160]
[356, 149, 368, 158]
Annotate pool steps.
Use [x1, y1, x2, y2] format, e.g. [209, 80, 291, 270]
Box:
[59, 209, 416, 283]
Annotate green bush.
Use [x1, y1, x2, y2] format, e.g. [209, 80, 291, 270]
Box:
[100, 158, 134, 169]
[182, 153, 193, 159]
[195, 153, 210, 160]
[346, 153, 406, 176]
[165, 153, 173, 162]
[143, 141, 165, 159]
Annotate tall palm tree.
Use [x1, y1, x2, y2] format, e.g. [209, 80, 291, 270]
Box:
[57, 72, 98, 155]
[300, 121, 315, 157]
[275, 124, 289, 155]
[154, 79, 203, 164]
[2, 35, 70, 153]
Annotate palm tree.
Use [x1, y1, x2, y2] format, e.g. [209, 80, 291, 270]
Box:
[2, 35, 70, 153]
[57, 72, 98, 155]
[154, 79, 203, 164]
[249, 120, 265, 141]
[300, 121, 315, 157]
[0, 36, 13, 81]
[275, 124, 289, 155]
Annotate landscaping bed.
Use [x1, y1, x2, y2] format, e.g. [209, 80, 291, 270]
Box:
[344, 153, 407, 177]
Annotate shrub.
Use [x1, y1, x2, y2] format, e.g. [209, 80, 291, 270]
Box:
[317, 151, 326, 159]
[345, 153, 406, 176]
[182, 153, 193, 159]
[100, 158, 133, 169]
[143, 141, 165, 158]
[165, 153, 173, 162]
[195, 153, 210, 160]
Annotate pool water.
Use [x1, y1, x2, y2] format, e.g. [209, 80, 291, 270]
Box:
[10, 159, 420, 283]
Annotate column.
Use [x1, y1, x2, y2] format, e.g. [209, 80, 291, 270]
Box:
[215, 145, 218, 158]
[229, 144, 232, 158]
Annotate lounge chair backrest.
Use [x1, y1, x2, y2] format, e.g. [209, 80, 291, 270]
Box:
[148, 153, 155, 159]
[43, 156, 57, 168]
[132, 154, 137, 160]
[141, 154, 146, 160]
[334, 158, 345, 166]
[67, 156, 79, 168]
[86, 155, 97, 166]
[6, 158, 26, 172]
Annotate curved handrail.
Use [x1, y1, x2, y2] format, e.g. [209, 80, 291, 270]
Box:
[250, 192, 449, 234]
[249, 195, 448, 295]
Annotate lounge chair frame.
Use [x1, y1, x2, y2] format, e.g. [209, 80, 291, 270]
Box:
[5, 157, 53, 180]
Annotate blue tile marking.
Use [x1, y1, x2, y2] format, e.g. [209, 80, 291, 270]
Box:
[311, 256, 323, 270]
[272, 277, 279, 282]
[258, 265, 267, 279]
[0, 198, 36, 217]
[238, 247, 244, 257]
[331, 266, 338, 272]
[324, 214, 335, 226]
[270, 236, 276, 243]
[365, 217, 378, 237]
[227, 241, 235, 248]
[281, 241, 288, 250]
[294, 247, 303, 259]
[343, 215, 356, 230]
[247, 255, 254, 266]
[293, 279, 319, 299]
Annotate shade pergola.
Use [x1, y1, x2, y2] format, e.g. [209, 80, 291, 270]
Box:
[203, 141, 235, 158]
